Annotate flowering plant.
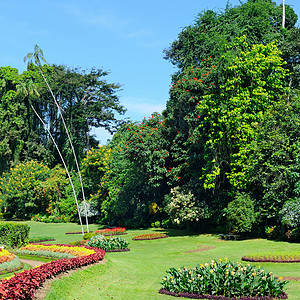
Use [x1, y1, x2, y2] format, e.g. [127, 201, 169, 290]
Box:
[0, 249, 15, 264]
[95, 227, 126, 236]
[132, 233, 168, 240]
[160, 258, 288, 298]
[87, 234, 129, 251]
[0, 244, 105, 299]
[19, 244, 95, 257]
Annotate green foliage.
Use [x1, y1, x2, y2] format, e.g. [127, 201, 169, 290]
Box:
[0, 161, 73, 219]
[280, 198, 300, 228]
[86, 234, 129, 251]
[290, 227, 300, 243]
[0, 222, 30, 248]
[83, 232, 95, 240]
[245, 95, 300, 222]
[28, 236, 55, 243]
[161, 259, 288, 298]
[100, 114, 170, 227]
[164, 187, 209, 226]
[225, 192, 256, 234]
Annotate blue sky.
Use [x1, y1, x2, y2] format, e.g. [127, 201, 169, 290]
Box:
[0, 0, 299, 144]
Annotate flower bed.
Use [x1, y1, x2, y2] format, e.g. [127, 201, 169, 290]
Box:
[29, 236, 55, 243]
[19, 244, 95, 257]
[87, 234, 129, 251]
[242, 252, 300, 263]
[0, 249, 15, 264]
[132, 233, 168, 240]
[95, 227, 127, 236]
[65, 231, 92, 234]
[160, 258, 288, 299]
[0, 249, 22, 274]
[0, 244, 105, 299]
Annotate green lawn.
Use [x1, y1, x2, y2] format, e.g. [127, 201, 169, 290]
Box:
[12, 221, 300, 299]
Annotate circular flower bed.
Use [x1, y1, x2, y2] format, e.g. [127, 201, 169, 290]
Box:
[132, 233, 168, 240]
[160, 258, 288, 299]
[242, 251, 300, 263]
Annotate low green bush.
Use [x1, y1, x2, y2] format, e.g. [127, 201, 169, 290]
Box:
[83, 232, 95, 240]
[0, 222, 30, 248]
[86, 234, 129, 251]
[290, 227, 300, 242]
[160, 258, 288, 298]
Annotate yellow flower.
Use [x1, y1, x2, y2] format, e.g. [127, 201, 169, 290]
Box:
[210, 269, 214, 273]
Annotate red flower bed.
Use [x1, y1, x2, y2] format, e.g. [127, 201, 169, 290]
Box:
[132, 233, 168, 240]
[95, 227, 127, 236]
[0, 244, 105, 299]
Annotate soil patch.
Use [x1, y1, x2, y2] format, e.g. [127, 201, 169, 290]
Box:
[32, 258, 107, 300]
[186, 245, 216, 253]
[281, 276, 300, 281]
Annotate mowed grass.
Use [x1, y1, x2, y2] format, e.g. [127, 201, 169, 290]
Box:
[13, 222, 300, 299]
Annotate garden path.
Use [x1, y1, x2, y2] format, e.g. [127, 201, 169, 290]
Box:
[19, 259, 45, 267]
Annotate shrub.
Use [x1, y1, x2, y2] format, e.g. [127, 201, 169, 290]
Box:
[87, 234, 129, 251]
[132, 233, 168, 240]
[83, 232, 95, 240]
[290, 227, 300, 242]
[161, 219, 171, 229]
[164, 187, 208, 226]
[280, 198, 300, 228]
[225, 192, 256, 234]
[0, 222, 30, 248]
[160, 259, 288, 298]
[33, 214, 70, 223]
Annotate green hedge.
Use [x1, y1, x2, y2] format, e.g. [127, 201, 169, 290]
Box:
[0, 222, 30, 248]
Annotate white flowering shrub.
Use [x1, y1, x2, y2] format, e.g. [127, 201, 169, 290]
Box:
[280, 198, 300, 228]
[164, 187, 207, 225]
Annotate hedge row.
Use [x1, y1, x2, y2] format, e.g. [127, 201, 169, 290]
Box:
[0, 222, 30, 248]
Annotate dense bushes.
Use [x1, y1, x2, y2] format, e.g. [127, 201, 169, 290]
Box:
[0, 222, 29, 248]
[225, 193, 256, 234]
